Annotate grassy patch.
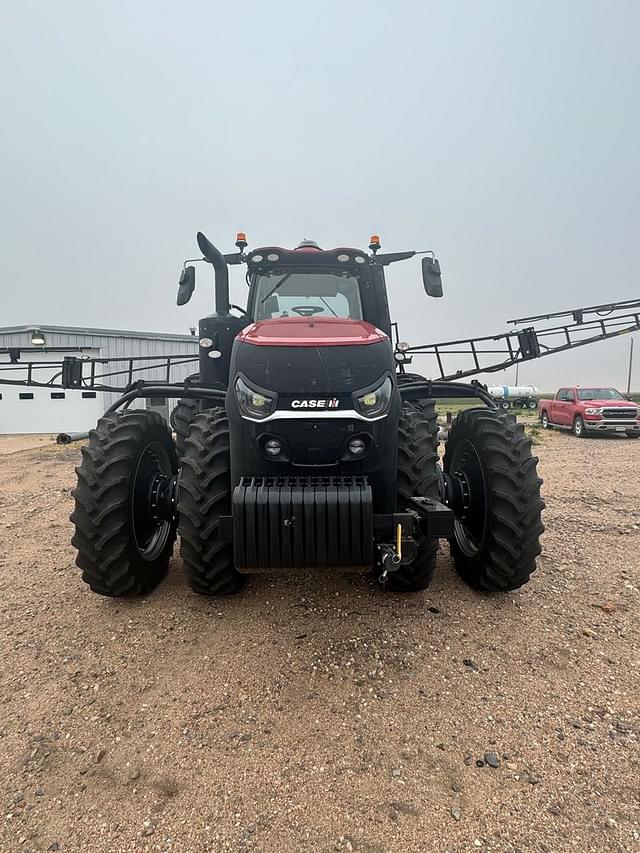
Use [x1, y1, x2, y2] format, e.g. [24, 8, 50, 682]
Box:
[434, 398, 541, 420]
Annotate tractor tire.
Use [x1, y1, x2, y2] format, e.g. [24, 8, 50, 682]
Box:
[444, 407, 544, 591]
[397, 372, 428, 385]
[70, 410, 178, 596]
[171, 397, 201, 458]
[396, 372, 432, 411]
[170, 374, 201, 458]
[178, 409, 243, 595]
[383, 400, 440, 592]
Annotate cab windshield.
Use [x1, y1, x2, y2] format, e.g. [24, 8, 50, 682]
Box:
[252, 271, 363, 321]
[577, 387, 624, 401]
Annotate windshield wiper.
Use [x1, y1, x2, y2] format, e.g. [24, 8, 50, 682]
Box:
[319, 296, 338, 317]
[260, 273, 293, 304]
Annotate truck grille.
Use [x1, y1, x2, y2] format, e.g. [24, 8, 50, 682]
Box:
[601, 408, 637, 419]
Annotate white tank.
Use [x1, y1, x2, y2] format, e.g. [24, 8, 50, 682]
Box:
[488, 385, 538, 399]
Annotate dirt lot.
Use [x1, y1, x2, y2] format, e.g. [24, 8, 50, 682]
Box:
[0, 429, 638, 853]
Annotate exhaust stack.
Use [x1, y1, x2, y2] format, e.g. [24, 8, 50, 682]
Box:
[197, 232, 230, 315]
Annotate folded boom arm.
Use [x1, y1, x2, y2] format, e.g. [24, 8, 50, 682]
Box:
[402, 298, 640, 381]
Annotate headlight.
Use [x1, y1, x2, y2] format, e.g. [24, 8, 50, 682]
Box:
[584, 407, 601, 415]
[235, 376, 276, 420]
[354, 376, 393, 419]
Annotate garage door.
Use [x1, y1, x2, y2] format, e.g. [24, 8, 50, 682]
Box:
[0, 350, 104, 434]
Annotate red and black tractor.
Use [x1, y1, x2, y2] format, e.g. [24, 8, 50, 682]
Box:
[70, 232, 546, 596]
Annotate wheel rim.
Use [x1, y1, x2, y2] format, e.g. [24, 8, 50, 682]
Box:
[542, 413, 548, 427]
[131, 441, 173, 561]
[448, 439, 487, 558]
[575, 419, 583, 436]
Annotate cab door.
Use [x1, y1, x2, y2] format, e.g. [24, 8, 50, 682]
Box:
[563, 389, 577, 426]
[554, 388, 572, 426]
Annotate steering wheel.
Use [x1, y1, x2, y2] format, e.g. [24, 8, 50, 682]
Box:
[292, 305, 324, 317]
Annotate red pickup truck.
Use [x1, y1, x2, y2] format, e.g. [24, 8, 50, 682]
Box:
[539, 386, 640, 438]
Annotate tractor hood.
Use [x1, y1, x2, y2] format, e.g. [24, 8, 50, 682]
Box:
[236, 317, 387, 347]
[229, 317, 395, 396]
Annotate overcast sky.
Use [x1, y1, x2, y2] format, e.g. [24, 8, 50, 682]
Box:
[1, 0, 638, 391]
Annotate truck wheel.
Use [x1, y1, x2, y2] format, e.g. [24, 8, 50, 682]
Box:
[500, 400, 511, 410]
[573, 415, 586, 438]
[540, 410, 551, 429]
[528, 400, 538, 410]
[384, 401, 439, 592]
[170, 374, 201, 458]
[444, 408, 544, 591]
[71, 410, 178, 596]
[178, 409, 243, 595]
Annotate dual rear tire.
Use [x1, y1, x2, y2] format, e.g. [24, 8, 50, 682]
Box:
[444, 408, 545, 591]
[386, 401, 440, 592]
[391, 405, 545, 593]
[71, 410, 178, 596]
[170, 397, 201, 458]
[177, 410, 242, 594]
[169, 372, 203, 459]
[71, 407, 241, 597]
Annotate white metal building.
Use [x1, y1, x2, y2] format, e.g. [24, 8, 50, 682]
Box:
[0, 324, 199, 434]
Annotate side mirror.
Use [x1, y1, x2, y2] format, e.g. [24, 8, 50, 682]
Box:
[422, 256, 443, 298]
[177, 266, 196, 305]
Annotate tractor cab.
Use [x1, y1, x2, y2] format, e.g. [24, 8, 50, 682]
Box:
[180, 233, 443, 395]
[244, 239, 392, 336]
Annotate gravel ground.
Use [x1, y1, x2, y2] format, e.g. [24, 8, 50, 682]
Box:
[0, 436, 57, 456]
[0, 429, 638, 853]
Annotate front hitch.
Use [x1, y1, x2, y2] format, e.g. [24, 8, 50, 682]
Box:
[378, 543, 402, 584]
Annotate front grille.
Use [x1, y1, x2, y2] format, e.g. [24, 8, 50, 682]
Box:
[601, 408, 638, 419]
[270, 420, 363, 465]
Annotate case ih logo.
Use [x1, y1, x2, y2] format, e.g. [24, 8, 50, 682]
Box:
[291, 399, 339, 409]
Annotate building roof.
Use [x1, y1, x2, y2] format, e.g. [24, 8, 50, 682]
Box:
[0, 324, 198, 342]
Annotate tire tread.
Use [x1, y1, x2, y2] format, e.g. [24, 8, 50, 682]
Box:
[384, 401, 440, 592]
[70, 410, 177, 596]
[444, 407, 544, 591]
[177, 409, 243, 595]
